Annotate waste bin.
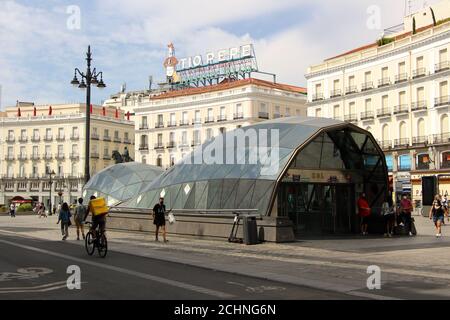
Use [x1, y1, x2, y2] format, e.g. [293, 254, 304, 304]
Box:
[243, 216, 258, 245]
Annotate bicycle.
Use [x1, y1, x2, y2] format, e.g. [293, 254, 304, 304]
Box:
[84, 221, 108, 258]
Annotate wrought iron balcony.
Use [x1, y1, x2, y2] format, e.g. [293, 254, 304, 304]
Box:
[411, 101, 427, 112]
[167, 121, 177, 127]
[155, 122, 165, 128]
[43, 135, 53, 142]
[345, 86, 357, 95]
[393, 104, 409, 115]
[258, 112, 269, 119]
[377, 108, 392, 118]
[435, 96, 450, 108]
[154, 143, 165, 150]
[344, 114, 358, 122]
[31, 154, 40, 160]
[6, 136, 15, 143]
[70, 134, 79, 141]
[192, 119, 202, 125]
[55, 153, 65, 160]
[56, 134, 65, 141]
[378, 140, 392, 150]
[31, 136, 41, 142]
[103, 135, 111, 142]
[18, 153, 27, 161]
[19, 136, 28, 143]
[360, 111, 374, 120]
[361, 81, 374, 91]
[204, 116, 215, 123]
[138, 144, 149, 151]
[432, 132, 450, 144]
[5, 154, 15, 161]
[311, 93, 324, 101]
[330, 89, 341, 98]
[394, 73, 408, 83]
[113, 137, 122, 143]
[217, 115, 227, 122]
[103, 154, 111, 160]
[139, 123, 149, 130]
[123, 138, 132, 144]
[166, 141, 176, 149]
[70, 153, 80, 160]
[378, 78, 391, 87]
[191, 140, 201, 147]
[412, 68, 427, 79]
[394, 138, 409, 148]
[435, 61, 450, 73]
[179, 120, 190, 126]
[91, 152, 100, 159]
[91, 133, 99, 140]
[44, 153, 53, 160]
[412, 136, 428, 146]
[233, 113, 244, 120]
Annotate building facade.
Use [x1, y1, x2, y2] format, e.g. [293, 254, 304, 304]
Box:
[0, 103, 134, 207]
[133, 78, 307, 168]
[305, 1, 450, 201]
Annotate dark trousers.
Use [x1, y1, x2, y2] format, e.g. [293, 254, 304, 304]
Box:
[399, 212, 412, 233]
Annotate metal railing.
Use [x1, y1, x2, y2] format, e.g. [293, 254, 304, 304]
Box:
[154, 143, 165, 150]
[166, 141, 176, 149]
[217, 115, 227, 122]
[330, 89, 341, 98]
[433, 132, 450, 144]
[6, 137, 15, 143]
[139, 124, 149, 130]
[91, 133, 99, 140]
[435, 61, 450, 73]
[345, 86, 357, 95]
[412, 136, 428, 145]
[138, 144, 149, 151]
[393, 104, 409, 114]
[179, 120, 190, 126]
[394, 73, 408, 83]
[376, 108, 391, 117]
[70, 153, 80, 160]
[412, 68, 426, 78]
[204, 116, 215, 123]
[233, 113, 244, 120]
[344, 114, 358, 122]
[258, 112, 269, 119]
[394, 138, 409, 148]
[43, 135, 53, 142]
[167, 121, 177, 127]
[31, 136, 41, 142]
[378, 78, 391, 87]
[361, 81, 374, 91]
[70, 134, 79, 140]
[311, 93, 323, 101]
[19, 136, 28, 143]
[155, 122, 164, 128]
[91, 152, 100, 159]
[411, 101, 427, 111]
[378, 140, 392, 150]
[435, 96, 450, 107]
[18, 153, 27, 161]
[56, 134, 65, 141]
[360, 111, 374, 120]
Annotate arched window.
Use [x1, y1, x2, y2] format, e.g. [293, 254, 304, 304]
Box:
[441, 114, 449, 134]
[382, 124, 389, 141]
[417, 118, 425, 137]
[399, 121, 407, 139]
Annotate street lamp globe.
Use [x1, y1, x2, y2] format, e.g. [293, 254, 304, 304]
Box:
[78, 79, 87, 89]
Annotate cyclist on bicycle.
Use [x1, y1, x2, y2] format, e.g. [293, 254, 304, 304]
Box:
[85, 195, 107, 239]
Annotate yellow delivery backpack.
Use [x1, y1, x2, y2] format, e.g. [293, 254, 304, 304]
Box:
[89, 197, 109, 216]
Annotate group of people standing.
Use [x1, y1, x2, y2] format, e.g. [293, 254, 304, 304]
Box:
[358, 192, 449, 238]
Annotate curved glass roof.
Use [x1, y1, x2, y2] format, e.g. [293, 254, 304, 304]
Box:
[120, 117, 387, 215]
[83, 162, 164, 206]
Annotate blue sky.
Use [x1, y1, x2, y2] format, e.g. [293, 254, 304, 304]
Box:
[0, 0, 440, 108]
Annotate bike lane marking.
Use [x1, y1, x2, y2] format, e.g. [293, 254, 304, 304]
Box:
[0, 237, 234, 299]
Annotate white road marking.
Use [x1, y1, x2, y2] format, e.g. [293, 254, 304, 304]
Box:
[0, 281, 82, 294]
[0, 238, 234, 299]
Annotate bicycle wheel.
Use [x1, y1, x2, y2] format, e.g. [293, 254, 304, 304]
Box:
[85, 232, 95, 256]
[97, 233, 108, 258]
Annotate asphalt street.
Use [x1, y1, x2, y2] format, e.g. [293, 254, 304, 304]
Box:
[0, 232, 352, 300]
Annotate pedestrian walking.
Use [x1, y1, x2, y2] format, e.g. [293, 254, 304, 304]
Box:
[57, 202, 71, 241]
[399, 194, 414, 236]
[74, 198, 87, 241]
[9, 203, 16, 218]
[382, 195, 395, 237]
[38, 202, 47, 218]
[357, 193, 371, 235]
[153, 197, 170, 242]
[429, 194, 447, 238]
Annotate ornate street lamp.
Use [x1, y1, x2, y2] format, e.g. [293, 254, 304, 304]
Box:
[71, 45, 106, 185]
[47, 169, 55, 216]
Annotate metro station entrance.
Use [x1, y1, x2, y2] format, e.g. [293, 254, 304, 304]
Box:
[278, 182, 357, 236]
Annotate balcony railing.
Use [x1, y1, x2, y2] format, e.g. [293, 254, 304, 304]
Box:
[412, 136, 428, 146]
[29, 174, 40, 179]
[345, 86, 357, 95]
[361, 81, 374, 91]
[433, 132, 450, 144]
[19, 136, 28, 143]
[56, 134, 65, 141]
[91, 152, 100, 159]
[311, 93, 324, 101]
[5, 155, 15, 161]
[435, 96, 450, 108]
[18, 154, 27, 161]
[435, 61, 450, 73]
[155, 122, 164, 128]
[330, 89, 341, 98]
[31, 154, 40, 160]
[258, 112, 269, 119]
[394, 138, 409, 148]
[138, 144, 149, 151]
[43, 135, 53, 142]
[139, 124, 149, 130]
[55, 154, 65, 160]
[113, 137, 122, 143]
[154, 143, 165, 150]
[378, 140, 392, 150]
[70, 134, 79, 140]
[217, 115, 227, 122]
[233, 113, 244, 120]
[393, 104, 409, 115]
[179, 120, 190, 126]
[377, 108, 391, 117]
[70, 153, 80, 160]
[44, 153, 53, 160]
[411, 101, 427, 112]
[123, 138, 132, 144]
[273, 113, 281, 119]
[417, 162, 430, 170]
[91, 133, 99, 140]
[412, 68, 427, 79]
[31, 136, 40, 142]
[166, 141, 176, 149]
[344, 114, 358, 122]
[6, 136, 15, 143]
[192, 119, 202, 125]
[167, 121, 177, 127]
[394, 73, 408, 83]
[179, 141, 189, 147]
[191, 140, 201, 147]
[204, 116, 215, 123]
[378, 78, 391, 87]
[103, 154, 111, 160]
[103, 135, 111, 142]
[360, 111, 374, 120]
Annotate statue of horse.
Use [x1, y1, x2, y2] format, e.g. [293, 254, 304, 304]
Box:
[112, 150, 134, 164]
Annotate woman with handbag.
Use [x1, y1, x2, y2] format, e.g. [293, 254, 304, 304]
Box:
[429, 194, 445, 238]
[57, 202, 72, 241]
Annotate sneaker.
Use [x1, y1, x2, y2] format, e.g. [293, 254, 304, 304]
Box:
[62, 236, 67, 241]
[399, 222, 404, 227]
[438, 233, 442, 238]
[409, 232, 413, 236]
[388, 233, 393, 238]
